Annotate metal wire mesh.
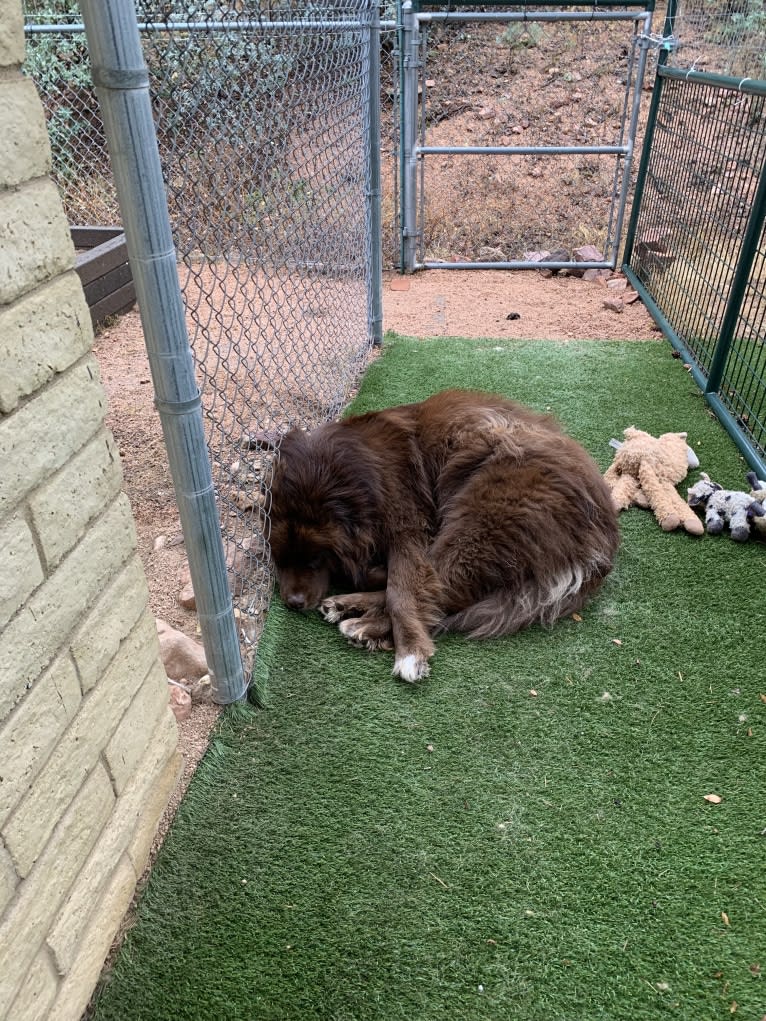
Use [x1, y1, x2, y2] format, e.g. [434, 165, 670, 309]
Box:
[23, 6, 117, 223]
[627, 70, 766, 472]
[665, 0, 766, 79]
[714, 215, 766, 467]
[24, 0, 379, 672]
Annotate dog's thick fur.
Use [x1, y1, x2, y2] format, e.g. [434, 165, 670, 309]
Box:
[269, 389, 619, 681]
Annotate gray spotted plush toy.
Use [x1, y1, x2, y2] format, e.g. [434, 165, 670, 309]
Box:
[687, 472, 766, 541]
[746, 472, 766, 537]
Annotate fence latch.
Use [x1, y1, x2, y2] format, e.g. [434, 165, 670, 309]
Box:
[639, 32, 681, 54]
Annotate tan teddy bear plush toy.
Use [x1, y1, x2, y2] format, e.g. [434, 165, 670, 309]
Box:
[603, 427, 704, 535]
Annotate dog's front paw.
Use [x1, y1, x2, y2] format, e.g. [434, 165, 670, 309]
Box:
[339, 617, 394, 652]
[318, 596, 343, 620]
[392, 653, 431, 683]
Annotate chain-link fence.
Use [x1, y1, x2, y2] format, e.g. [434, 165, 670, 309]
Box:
[24, 0, 381, 677]
[624, 1, 766, 475]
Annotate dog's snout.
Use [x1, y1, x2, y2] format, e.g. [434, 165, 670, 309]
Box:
[286, 592, 306, 610]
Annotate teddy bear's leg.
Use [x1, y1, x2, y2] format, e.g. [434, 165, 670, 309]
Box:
[638, 463, 704, 535]
[603, 472, 641, 512]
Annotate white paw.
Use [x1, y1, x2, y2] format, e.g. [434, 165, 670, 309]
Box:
[320, 599, 342, 623]
[393, 653, 430, 683]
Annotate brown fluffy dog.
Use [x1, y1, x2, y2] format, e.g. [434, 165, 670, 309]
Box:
[269, 389, 619, 682]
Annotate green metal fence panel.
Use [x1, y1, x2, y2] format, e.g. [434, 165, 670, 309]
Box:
[624, 67, 766, 476]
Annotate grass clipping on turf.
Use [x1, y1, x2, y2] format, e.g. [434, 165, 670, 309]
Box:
[91, 336, 766, 1021]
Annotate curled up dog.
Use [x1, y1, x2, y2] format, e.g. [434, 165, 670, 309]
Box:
[268, 389, 620, 682]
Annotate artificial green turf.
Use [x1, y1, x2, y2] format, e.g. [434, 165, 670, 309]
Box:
[90, 335, 766, 1021]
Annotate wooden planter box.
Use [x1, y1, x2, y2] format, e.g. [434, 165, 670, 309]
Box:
[72, 226, 136, 328]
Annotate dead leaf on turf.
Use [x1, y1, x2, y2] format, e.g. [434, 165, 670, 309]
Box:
[759, 694, 766, 704]
[612, 638, 622, 646]
[704, 793, 723, 804]
[722, 911, 730, 926]
[572, 613, 583, 622]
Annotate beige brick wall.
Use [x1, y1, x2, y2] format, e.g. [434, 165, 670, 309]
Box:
[0, 6, 182, 1020]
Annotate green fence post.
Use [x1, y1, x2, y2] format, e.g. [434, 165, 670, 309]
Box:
[705, 157, 766, 398]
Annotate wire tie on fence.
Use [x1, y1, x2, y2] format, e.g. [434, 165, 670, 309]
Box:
[92, 66, 149, 91]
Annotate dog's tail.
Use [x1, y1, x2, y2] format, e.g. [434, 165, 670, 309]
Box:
[439, 562, 607, 639]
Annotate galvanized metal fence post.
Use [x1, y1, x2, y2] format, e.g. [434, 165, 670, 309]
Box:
[400, 0, 420, 272]
[368, 0, 384, 344]
[78, 0, 247, 704]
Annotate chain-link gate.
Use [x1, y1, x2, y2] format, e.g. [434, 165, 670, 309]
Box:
[397, 0, 657, 272]
[624, 0, 766, 475]
[24, 1, 382, 686]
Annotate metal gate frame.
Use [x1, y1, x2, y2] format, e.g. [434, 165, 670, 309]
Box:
[398, 0, 656, 272]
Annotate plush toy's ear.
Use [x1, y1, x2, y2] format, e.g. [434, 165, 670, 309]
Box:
[685, 445, 700, 469]
[699, 472, 711, 482]
[749, 501, 766, 518]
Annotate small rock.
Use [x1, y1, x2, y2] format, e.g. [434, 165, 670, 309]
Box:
[536, 248, 569, 277]
[606, 277, 628, 291]
[634, 243, 676, 273]
[232, 488, 259, 512]
[623, 289, 641, 304]
[477, 246, 506, 262]
[177, 561, 196, 610]
[157, 618, 208, 681]
[582, 268, 610, 282]
[168, 683, 192, 722]
[188, 673, 214, 704]
[637, 228, 671, 253]
[153, 534, 166, 553]
[574, 244, 605, 263]
[603, 297, 625, 313]
[226, 536, 256, 596]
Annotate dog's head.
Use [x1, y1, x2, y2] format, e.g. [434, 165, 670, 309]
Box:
[268, 425, 382, 610]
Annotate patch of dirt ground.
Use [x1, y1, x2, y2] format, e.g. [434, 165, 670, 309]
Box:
[384, 268, 658, 340]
